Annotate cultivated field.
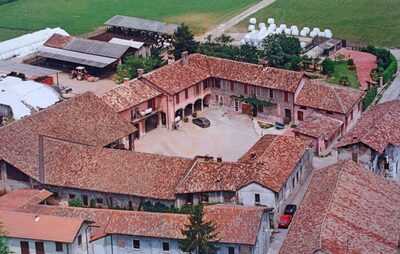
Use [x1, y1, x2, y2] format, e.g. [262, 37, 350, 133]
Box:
[0, 0, 258, 41]
[235, 0, 400, 47]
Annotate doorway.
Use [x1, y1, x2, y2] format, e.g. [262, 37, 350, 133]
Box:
[145, 114, 159, 132]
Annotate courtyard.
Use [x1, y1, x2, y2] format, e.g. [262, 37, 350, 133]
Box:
[135, 107, 262, 161]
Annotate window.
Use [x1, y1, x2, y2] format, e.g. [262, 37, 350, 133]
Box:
[133, 240, 140, 249]
[195, 84, 200, 95]
[228, 247, 235, 254]
[82, 195, 88, 206]
[255, 193, 260, 204]
[215, 79, 221, 89]
[350, 110, 353, 120]
[148, 98, 155, 109]
[200, 193, 209, 203]
[284, 92, 289, 102]
[244, 84, 248, 94]
[204, 80, 209, 90]
[175, 94, 180, 104]
[35, 242, 45, 254]
[162, 242, 170, 252]
[185, 89, 189, 99]
[257, 104, 264, 113]
[55, 242, 63, 252]
[96, 198, 103, 204]
[20, 241, 29, 254]
[230, 82, 234, 91]
[300, 106, 307, 110]
[269, 89, 273, 98]
[69, 194, 76, 200]
[78, 235, 82, 246]
[297, 111, 304, 121]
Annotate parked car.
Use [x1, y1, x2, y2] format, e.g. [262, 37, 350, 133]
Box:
[278, 214, 292, 228]
[278, 204, 297, 228]
[275, 122, 285, 129]
[192, 117, 211, 128]
[284, 204, 297, 215]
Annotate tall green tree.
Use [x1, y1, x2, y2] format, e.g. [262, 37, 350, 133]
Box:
[115, 55, 164, 83]
[172, 23, 198, 59]
[0, 224, 11, 254]
[179, 205, 218, 254]
[261, 33, 302, 70]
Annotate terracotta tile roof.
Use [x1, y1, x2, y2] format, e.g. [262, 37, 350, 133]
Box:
[337, 100, 400, 153]
[176, 161, 255, 194]
[0, 92, 136, 180]
[203, 204, 266, 245]
[143, 54, 304, 95]
[280, 160, 400, 254]
[239, 135, 311, 192]
[0, 210, 85, 243]
[105, 210, 188, 240]
[0, 189, 52, 210]
[44, 33, 73, 48]
[16, 204, 114, 240]
[293, 113, 343, 140]
[334, 48, 377, 90]
[42, 138, 192, 200]
[144, 54, 211, 95]
[18, 204, 265, 245]
[102, 79, 161, 112]
[177, 135, 309, 194]
[295, 80, 363, 114]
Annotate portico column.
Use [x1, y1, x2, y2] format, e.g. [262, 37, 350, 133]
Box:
[0, 161, 8, 191]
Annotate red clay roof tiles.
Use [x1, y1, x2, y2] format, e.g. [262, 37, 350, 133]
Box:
[102, 79, 162, 112]
[295, 80, 363, 114]
[280, 160, 400, 254]
[337, 100, 400, 153]
[293, 113, 343, 140]
[0, 92, 136, 180]
[42, 138, 192, 200]
[0, 189, 52, 210]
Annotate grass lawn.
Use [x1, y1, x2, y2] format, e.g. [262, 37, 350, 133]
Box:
[235, 0, 400, 47]
[328, 61, 359, 89]
[0, 0, 258, 41]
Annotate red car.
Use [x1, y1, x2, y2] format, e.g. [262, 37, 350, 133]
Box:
[278, 214, 293, 228]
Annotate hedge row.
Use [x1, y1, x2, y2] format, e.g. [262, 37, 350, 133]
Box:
[383, 54, 398, 83]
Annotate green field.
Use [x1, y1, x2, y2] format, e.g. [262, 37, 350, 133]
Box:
[328, 61, 359, 89]
[0, 0, 258, 41]
[235, 0, 400, 47]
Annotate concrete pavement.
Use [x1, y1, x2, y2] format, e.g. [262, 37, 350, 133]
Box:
[196, 0, 276, 41]
[379, 49, 400, 103]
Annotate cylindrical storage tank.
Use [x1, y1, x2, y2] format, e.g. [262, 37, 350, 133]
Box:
[249, 18, 257, 24]
[284, 28, 291, 34]
[309, 30, 318, 37]
[248, 25, 256, 31]
[292, 28, 299, 36]
[318, 31, 325, 37]
[324, 29, 333, 38]
[267, 18, 275, 24]
[300, 42, 307, 48]
[269, 23, 277, 31]
[279, 24, 287, 30]
[300, 29, 308, 37]
[259, 22, 266, 30]
[303, 27, 310, 33]
[276, 27, 283, 34]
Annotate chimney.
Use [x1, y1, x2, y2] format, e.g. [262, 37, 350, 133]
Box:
[38, 135, 45, 183]
[137, 68, 144, 78]
[181, 51, 189, 65]
[216, 157, 222, 162]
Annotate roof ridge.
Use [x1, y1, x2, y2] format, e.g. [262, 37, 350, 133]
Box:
[332, 85, 347, 113]
[318, 161, 347, 251]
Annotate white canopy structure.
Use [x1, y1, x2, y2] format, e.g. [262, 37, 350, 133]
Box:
[0, 28, 69, 61]
[0, 76, 60, 119]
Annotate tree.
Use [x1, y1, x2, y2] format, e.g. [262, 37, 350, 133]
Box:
[0, 224, 11, 254]
[322, 58, 335, 76]
[172, 23, 198, 59]
[179, 205, 218, 254]
[214, 34, 234, 46]
[261, 33, 302, 70]
[115, 55, 164, 83]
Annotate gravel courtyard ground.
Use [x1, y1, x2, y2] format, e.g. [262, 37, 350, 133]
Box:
[135, 107, 261, 161]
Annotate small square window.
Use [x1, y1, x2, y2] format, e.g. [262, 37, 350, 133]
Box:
[55, 242, 63, 252]
[162, 242, 170, 252]
[69, 194, 76, 199]
[96, 198, 103, 204]
[228, 247, 235, 254]
[133, 240, 140, 249]
[255, 193, 260, 203]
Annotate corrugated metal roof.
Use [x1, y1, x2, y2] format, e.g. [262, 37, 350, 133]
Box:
[38, 46, 117, 68]
[109, 38, 144, 49]
[64, 37, 130, 58]
[0, 61, 59, 79]
[105, 15, 178, 35]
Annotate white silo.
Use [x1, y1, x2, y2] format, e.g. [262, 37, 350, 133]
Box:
[267, 18, 275, 25]
[259, 22, 267, 30]
[248, 24, 256, 32]
[249, 18, 257, 25]
[324, 29, 333, 38]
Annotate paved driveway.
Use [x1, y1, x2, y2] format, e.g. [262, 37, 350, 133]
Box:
[135, 107, 261, 161]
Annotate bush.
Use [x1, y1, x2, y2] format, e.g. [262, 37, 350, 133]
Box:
[362, 86, 378, 110]
[322, 59, 335, 76]
[68, 198, 83, 207]
[383, 54, 398, 83]
[339, 76, 350, 86]
[115, 55, 164, 84]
